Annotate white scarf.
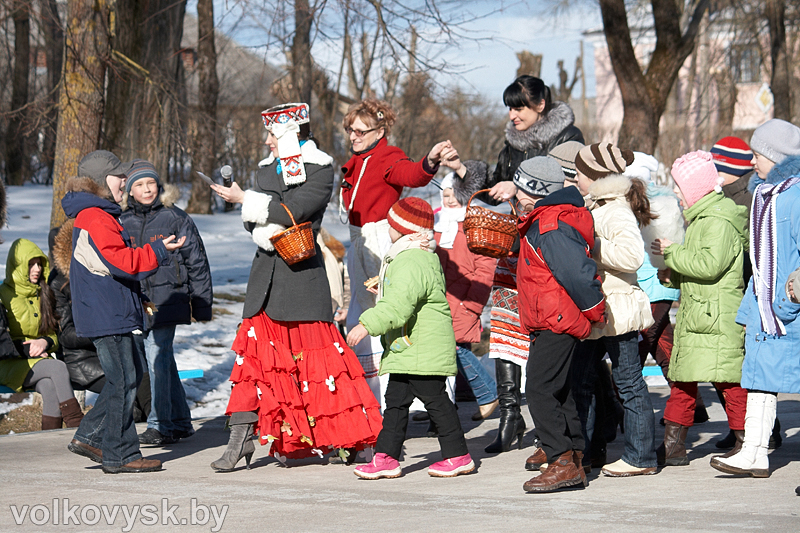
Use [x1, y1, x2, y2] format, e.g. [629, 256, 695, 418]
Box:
[377, 231, 436, 300]
[271, 121, 306, 185]
[433, 206, 466, 249]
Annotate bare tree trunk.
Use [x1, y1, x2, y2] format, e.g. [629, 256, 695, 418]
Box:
[599, 0, 709, 153]
[102, 0, 186, 179]
[41, 0, 64, 184]
[766, 0, 791, 120]
[50, 0, 112, 229]
[291, 0, 313, 104]
[186, 0, 218, 214]
[6, 0, 31, 186]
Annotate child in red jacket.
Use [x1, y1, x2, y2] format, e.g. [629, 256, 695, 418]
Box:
[513, 157, 605, 493]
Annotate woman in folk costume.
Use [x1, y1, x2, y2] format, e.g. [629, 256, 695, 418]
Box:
[448, 76, 584, 455]
[210, 103, 382, 471]
[339, 99, 459, 408]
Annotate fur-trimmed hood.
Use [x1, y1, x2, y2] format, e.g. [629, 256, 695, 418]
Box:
[52, 219, 74, 280]
[587, 173, 632, 203]
[505, 101, 576, 153]
[748, 155, 800, 191]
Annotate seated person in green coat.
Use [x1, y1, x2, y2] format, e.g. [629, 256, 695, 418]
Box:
[347, 197, 474, 480]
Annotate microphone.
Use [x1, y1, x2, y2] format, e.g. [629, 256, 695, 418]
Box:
[220, 165, 233, 188]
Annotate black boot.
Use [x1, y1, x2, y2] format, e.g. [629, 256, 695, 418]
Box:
[211, 414, 256, 472]
[485, 360, 525, 453]
[715, 429, 736, 449]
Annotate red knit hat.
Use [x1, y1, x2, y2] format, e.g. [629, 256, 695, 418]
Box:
[710, 136, 754, 177]
[388, 197, 434, 235]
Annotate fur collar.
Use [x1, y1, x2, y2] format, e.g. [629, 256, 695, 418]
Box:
[451, 160, 487, 207]
[258, 140, 334, 168]
[505, 101, 575, 152]
[748, 155, 800, 191]
[65, 176, 111, 198]
[587, 174, 631, 202]
[53, 219, 75, 280]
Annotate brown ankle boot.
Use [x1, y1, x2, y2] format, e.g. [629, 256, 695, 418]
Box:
[716, 430, 744, 459]
[41, 415, 62, 430]
[525, 446, 548, 471]
[102, 457, 162, 474]
[657, 421, 689, 467]
[59, 398, 84, 428]
[523, 451, 583, 493]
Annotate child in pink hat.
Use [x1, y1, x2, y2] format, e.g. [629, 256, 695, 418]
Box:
[650, 150, 749, 467]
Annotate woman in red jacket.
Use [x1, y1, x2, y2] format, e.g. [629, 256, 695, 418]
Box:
[340, 99, 459, 407]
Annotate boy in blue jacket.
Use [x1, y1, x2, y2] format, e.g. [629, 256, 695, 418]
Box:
[119, 160, 213, 446]
[64, 150, 184, 474]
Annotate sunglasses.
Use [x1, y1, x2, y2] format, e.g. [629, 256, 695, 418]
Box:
[345, 127, 378, 138]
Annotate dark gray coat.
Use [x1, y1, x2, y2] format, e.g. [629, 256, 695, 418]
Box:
[242, 160, 334, 322]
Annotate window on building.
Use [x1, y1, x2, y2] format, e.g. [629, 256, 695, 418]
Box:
[732, 46, 760, 84]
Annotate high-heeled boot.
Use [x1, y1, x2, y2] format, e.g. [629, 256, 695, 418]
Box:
[211, 416, 256, 472]
[485, 360, 525, 453]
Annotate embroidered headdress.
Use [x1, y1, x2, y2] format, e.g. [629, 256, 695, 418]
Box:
[261, 103, 310, 185]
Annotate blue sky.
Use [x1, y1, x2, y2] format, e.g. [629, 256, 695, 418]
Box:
[187, 1, 602, 105]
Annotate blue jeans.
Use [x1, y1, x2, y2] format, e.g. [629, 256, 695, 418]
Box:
[72, 333, 145, 467]
[456, 344, 498, 406]
[143, 326, 193, 437]
[571, 332, 657, 468]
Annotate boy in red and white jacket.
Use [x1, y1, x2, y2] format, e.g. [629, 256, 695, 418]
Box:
[512, 157, 605, 494]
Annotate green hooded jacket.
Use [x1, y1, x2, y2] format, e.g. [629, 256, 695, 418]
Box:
[0, 239, 58, 392]
[663, 192, 747, 383]
[359, 248, 457, 376]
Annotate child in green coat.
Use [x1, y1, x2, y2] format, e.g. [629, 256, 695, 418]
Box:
[651, 150, 748, 467]
[347, 197, 474, 479]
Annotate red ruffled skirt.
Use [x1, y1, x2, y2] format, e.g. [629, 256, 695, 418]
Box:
[226, 311, 383, 459]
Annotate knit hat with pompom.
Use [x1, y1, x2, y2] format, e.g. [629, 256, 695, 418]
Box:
[671, 150, 722, 208]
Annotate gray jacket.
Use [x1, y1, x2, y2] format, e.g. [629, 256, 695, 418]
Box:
[241, 157, 334, 322]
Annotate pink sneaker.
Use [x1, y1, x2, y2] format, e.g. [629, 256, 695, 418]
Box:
[428, 453, 475, 477]
[353, 453, 402, 479]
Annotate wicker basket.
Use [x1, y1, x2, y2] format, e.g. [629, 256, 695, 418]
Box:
[462, 189, 518, 258]
[270, 203, 316, 265]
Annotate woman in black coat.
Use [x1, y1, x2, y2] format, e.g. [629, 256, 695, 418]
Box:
[449, 76, 585, 456]
[209, 103, 382, 471]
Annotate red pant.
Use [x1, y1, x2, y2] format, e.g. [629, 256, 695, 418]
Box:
[664, 382, 746, 429]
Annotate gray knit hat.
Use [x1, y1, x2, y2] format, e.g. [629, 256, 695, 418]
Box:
[125, 159, 161, 193]
[77, 150, 133, 186]
[750, 119, 800, 164]
[548, 141, 584, 181]
[513, 156, 565, 198]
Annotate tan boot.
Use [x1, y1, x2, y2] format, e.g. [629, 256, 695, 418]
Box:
[525, 446, 548, 472]
[471, 399, 499, 421]
[601, 459, 657, 477]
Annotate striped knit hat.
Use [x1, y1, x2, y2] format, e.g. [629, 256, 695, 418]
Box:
[388, 197, 434, 235]
[575, 142, 635, 180]
[125, 159, 161, 193]
[548, 141, 584, 181]
[710, 136, 754, 177]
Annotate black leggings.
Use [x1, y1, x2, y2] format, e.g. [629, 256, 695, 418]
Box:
[22, 359, 75, 417]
